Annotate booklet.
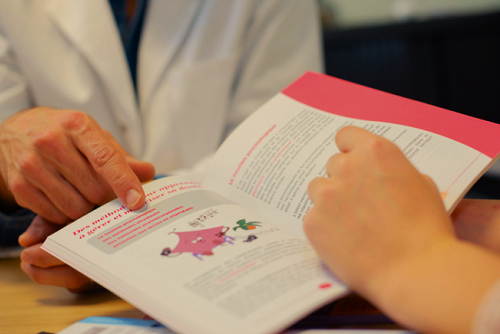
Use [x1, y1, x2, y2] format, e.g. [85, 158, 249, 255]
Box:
[43, 72, 500, 334]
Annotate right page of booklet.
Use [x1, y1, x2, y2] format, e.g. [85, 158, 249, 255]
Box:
[203, 72, 500, 238]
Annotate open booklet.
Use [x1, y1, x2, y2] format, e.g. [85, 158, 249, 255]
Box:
[43, 72, 500, 334]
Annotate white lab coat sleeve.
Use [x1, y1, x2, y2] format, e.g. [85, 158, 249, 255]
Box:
[224, 0, 323, 138]
[0, 23, 32, 123]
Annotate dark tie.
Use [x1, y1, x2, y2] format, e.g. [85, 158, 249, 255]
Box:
[109, 0, 148, 91]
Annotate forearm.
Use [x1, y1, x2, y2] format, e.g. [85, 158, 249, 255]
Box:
[452, 199, 500, 253]
[370, 239, 500, 334]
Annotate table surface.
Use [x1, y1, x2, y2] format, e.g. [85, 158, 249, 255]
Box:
[0, 256, 409, 334]
[0, 257, 144, 334]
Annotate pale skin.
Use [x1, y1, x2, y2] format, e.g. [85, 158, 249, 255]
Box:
[0, 107, 155, 290]
[18, 216, 94, 292]
[304, 126, 500, 334]
[0, 107, 155, 222]
[452, 199, 500, 254]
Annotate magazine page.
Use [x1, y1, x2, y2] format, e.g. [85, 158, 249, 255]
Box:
[43, 176, 346, 334]
[203, 72, 500, 238]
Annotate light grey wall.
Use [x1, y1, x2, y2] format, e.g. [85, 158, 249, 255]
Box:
[323, 0, 500, 27]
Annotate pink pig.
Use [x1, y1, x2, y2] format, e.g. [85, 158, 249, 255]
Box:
[161, 226, 234, 260]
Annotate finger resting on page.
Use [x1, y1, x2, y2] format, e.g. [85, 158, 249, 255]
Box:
[44, 144, 116, 206]
[307, 177, 335, 205]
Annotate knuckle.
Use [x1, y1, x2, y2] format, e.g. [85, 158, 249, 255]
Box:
[302, 211, 314, 233]
[92, 145, 118, 170]
[60, 111, 89, 131]
[110, 171, 131, 190]
[334, 155, 350, 173]
[307, 177, 323, 199]
[16, 153, 41, 176]
[314, 182, 337, 204]
[8, 175, 30, 199]
[365, 136, 385, 150]
[367, 137, 397, 160]
[308, 178, 338, 204]
[31, 129, 60, 152]
[303, 210, 321, 239]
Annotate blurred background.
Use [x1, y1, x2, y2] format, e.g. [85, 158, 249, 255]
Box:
[317, 0, 500, 198]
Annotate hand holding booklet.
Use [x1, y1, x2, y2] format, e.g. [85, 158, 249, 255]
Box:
[43, 72, 500, 334]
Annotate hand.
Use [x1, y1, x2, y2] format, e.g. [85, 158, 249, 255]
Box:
[452, 199, 500, 254]
[0, 107, 155, 223]
[304, 126, 454, 296]
[304, 126, 500, 334]
[19, 215, 94, 292]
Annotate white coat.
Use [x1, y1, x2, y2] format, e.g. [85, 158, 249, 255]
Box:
[0, 0, 322, 174]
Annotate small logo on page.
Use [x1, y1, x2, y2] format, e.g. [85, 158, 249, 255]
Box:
[319, 283, 332, 290]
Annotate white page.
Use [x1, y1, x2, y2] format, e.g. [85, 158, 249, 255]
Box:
[44, 176, 346, 334]
[203, 93, 494, 238]
[44, 72, 500, 334]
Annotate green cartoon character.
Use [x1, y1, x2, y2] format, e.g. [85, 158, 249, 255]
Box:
[233, 219, 262, 231]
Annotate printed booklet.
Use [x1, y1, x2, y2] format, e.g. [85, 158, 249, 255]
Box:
[43, 72, 500, 334]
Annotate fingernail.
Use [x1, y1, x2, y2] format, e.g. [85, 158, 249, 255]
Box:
[126, 189, 141, 207]
[21, 251, 33, 265]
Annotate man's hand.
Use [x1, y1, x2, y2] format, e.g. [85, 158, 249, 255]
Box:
[0, 107, 155, 223]
[19, 215, 93, 291]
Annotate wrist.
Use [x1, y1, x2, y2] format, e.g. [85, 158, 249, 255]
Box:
[362, 236, 460, 306]
[357, 236, 464, 332]
[361, 238, 500, 333]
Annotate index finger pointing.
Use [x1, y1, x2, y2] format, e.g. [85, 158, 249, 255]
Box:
[67, 116, 145, 210]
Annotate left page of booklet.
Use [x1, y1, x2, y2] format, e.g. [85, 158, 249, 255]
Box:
[43, 176, 346, 334]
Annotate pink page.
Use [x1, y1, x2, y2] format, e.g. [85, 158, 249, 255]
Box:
[283, 72, 500, 159]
